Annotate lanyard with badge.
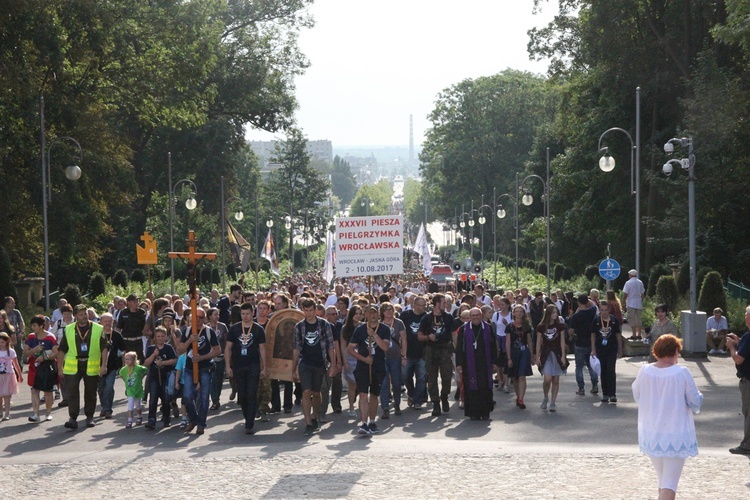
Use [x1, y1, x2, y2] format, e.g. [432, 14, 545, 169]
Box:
[600, 317, 611, 346]
[240, 325, 253, 356]
[77, 324, 89, 353]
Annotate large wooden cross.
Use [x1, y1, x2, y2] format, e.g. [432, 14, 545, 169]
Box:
[168, 230, 216, 382]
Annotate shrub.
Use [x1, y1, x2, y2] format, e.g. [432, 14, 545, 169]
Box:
[62, 284, 83, 308]
[88, 272, 106, 298]
[537, 261, 548, 276]
[226, 264, 236, 279]
[696, 267, 714, 292]
[113, 269, 128, 288]
[656, 275, 679, 313]
[698, 271, 727, 315]
[130, 268, 147, 283]
[553, 264, 565, 282]
[646, 263, 671, 297]
[200, 267, 211, 286]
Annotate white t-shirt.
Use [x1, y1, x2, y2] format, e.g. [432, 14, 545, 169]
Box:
[491, 311, 512, 339]
[623, 277, 645, 309]
[477, 295, 492, 307]
[0, 348, 17, 374]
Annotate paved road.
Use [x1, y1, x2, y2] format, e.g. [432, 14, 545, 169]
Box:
[2, 332, 749, 498]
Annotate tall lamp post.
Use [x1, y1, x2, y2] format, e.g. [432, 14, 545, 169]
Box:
[662, 137, 704, 354]
[477, 196, 493, 279]
[219, 175, 244, 292]
[168, 155, 198, 295]
[494, 186, 518, 289]
[521, 148, 551, 296]
[597, 87, 641, 276]
[468, 200, 477, 260]
[41, 96, 83, 310]
[459, 205, 469, 254]
[361, 196, 373, 216]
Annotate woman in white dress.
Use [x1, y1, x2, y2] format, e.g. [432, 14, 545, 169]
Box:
[632, 334, 703, 500]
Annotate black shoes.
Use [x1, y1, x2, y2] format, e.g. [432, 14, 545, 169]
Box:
[441, 396, 450, 413]
[432, 401, 441, 416]
[64, 419, 78, 430]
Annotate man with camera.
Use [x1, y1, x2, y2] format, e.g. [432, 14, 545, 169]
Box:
[726, 305, 750, 455]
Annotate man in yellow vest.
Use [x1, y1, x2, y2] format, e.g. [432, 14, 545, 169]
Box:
[55, 304, 108, 429]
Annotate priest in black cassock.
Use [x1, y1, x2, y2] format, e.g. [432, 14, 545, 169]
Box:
[455, 308, 498, 420]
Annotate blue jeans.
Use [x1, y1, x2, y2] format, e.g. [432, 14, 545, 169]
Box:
[97, 370, 118, 413]
[183, 368, 212, 428]
[210, 358, 226, 405]
[575, 346, 598, 389]
[380, 356, 404, 410]
[402, 357, 426, 405]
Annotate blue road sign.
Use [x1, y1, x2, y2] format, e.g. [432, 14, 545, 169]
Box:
[599, 258, 621, 281]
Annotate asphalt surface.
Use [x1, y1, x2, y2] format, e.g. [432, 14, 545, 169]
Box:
[1, 326, 749, 498]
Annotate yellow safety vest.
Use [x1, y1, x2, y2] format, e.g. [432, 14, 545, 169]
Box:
[63, 322, 104, 376]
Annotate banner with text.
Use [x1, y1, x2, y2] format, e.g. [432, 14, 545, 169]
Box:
[335, 215, 404, 277]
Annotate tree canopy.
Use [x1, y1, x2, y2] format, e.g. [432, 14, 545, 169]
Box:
[0, 0, 312, 292]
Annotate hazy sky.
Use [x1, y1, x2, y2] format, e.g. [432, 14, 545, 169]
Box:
[246, 0, 557, 147]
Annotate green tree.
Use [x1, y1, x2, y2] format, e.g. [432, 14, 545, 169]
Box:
[331, 156, 356, 208]
[0, 246, 17, 300]
[698, 271, 727, 315]
[350, 181, 392, 217]
[112, 269, 128, 288]
[656, 276, 679, 314]
[88, 272, 106, 298]
[0, 1, 313, 288]
[62, 284, 83, 308]
[266, 128, 331, 261]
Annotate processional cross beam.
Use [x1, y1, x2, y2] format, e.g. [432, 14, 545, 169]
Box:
[168, 230, 216, 382]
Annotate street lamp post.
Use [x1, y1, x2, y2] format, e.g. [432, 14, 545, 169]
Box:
[597, 87, 641, 276]
[521, 148, 551, 296]
[361, 196, 373, 217]
[662, 136, 704, 356]
[41, 97, 83, 309]
[219, 175, 244, 292]
[168, 153, 198, 295]
[477, 196, 493, 280]
[494, 187, 518, 289]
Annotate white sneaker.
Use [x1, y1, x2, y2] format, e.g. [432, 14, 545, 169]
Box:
[549, 402, 557, 412]
[719, 349, 727, 354]
[347, 409, 358, 418]
[541, 398, 548, 410]
[28, 414, 40, 423]
[45, 414, 53, 421]
[709, 349, 718, 354]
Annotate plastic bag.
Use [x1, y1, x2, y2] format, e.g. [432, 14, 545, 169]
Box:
[590, 355, 601, 377]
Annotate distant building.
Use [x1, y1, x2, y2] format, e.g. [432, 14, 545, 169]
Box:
[250, 139, 333, 167]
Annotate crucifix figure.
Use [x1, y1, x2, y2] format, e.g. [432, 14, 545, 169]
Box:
[168, 230, 217, 382]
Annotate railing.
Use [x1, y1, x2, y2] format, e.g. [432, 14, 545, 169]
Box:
[727, 278, 750, 302]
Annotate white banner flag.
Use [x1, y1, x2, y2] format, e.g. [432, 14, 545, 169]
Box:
[322, 230, 335, 283]
[415, 223, 433, 275]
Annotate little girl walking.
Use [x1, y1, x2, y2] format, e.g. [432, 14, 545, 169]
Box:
[0, 332, 22, 420]
[119, 351, 147, 428]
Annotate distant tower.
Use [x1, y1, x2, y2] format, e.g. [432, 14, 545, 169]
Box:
[409, 114, 414, 166]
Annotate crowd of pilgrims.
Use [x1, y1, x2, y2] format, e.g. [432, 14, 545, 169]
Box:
[1, 277, 629, 437]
